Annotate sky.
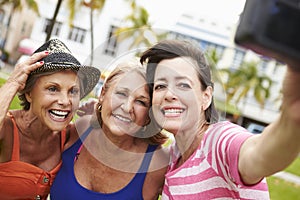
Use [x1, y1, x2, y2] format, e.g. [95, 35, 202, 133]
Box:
[138, 0, 246, 28]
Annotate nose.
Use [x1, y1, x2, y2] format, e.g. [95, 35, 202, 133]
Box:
[57, 92, 71, 106]
[164, 87, 177, 101]
[121, 98, 133, 113]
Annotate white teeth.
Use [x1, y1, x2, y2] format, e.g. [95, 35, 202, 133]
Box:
[50, 110, 69, 119]
[114, 114, 131, 122]
[164, 109, 183, 114]
[51, 110, 69, 116]
[50, 113, 65, 119]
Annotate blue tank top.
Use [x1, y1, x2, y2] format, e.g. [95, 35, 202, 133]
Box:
[50, 126, 158, 200]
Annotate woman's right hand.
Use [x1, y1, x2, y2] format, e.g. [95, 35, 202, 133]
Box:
[7, 51, 48, 91]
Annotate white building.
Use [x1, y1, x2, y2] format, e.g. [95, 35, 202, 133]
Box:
[1, 0, 284, 126]
[166, 12, 284, 126]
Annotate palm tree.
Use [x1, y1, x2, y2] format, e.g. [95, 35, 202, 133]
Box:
[114, 0, 167, 52]
[67, 0, 106, 65]
[205, 48, 222, 84]
[220, 61, 273, 108]
[0, 0, 39, 49]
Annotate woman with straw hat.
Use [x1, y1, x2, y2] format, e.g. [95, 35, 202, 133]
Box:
[0, 39, 100, 200]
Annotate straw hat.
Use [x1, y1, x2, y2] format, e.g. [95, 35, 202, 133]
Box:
[31, 39, 101, 99]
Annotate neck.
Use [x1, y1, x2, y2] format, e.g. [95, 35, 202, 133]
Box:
[17, 110, 54, 140]
[102, 126, 140, 151]
[174, 122, 209, 167]
[84, 127, 147, 173]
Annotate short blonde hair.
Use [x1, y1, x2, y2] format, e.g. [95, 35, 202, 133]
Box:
[96, 59, 168, 145]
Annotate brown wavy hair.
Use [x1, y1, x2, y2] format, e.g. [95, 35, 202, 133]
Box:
[140, 39, 219, 124]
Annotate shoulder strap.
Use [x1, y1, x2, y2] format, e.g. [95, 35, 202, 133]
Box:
[7, 112, 20, 161]
[138, 144, 158, 173]
[74, 126, 93, 161]
[60, 129, 67, 150]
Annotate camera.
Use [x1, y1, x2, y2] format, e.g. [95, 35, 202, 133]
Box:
[234, 0, 300, 68]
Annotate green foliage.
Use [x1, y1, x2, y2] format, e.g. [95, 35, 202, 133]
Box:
[285, 157, 300, 176]
[267, 176, 300, 200]
[205, 48, 223, 84]
[0, 77, 21, 110]
[0, 77, 5, 85]
[219, 61, 273, 108]
[114, 0, 167, 51]
[214, 99, 240, 115]
[10, 96, 21, 110]
[0, 0, 40, 15]
[67, 0, 105, 26]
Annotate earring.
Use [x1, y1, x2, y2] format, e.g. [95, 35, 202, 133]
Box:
[97, 104, 102, 113]
[142, 126, 147, 132]
[90, 103, 102, 128]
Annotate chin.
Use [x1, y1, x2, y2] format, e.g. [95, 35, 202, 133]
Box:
[47, 122, 68, 132]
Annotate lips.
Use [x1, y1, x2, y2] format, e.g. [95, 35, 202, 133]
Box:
[113, 113, 132, 123]
[49, 109, 70, 120]
[162, 107, 185, 117]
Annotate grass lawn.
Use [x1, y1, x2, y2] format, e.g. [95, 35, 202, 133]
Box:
[0, 78, 22, 110]
[284, 157, 300, 176]
[267, 176, 300, 200]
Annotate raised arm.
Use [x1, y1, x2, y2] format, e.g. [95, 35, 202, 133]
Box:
[239, 66, 300, 185]
[0, 51, 48, 131]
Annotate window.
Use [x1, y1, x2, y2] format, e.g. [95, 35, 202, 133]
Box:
[231, 50, 245, 69]
[68, 26, 86, 43]
[43, 18, 62, 36]
[259, 58, 269, 72]
[104, 25, 118, 56]
[206, 43, 224, 58]
[273, 61, 284, 74]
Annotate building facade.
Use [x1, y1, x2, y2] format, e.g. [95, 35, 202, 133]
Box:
[0, 0, 284, 127]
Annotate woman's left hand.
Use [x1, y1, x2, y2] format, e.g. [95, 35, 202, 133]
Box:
[77, 98, 98, 116]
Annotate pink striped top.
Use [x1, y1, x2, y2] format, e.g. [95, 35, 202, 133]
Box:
[162, 121, 269, 200]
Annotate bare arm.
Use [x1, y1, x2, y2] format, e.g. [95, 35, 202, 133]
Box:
[0, 52, 48, 134]
[239, 67, 300, 185]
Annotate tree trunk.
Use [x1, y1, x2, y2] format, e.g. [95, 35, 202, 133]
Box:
[89, 7, 94, 66]
[46, 0, 63, 42]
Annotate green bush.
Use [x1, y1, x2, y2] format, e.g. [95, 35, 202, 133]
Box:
[0, 78, 21, 110]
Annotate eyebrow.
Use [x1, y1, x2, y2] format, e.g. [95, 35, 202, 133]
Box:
[155, 76, 193, 83]
[117, 86, 150, 99]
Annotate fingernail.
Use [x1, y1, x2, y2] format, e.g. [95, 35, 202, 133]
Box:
[40, 61, 44, 64]
[45, 51, 49, 54]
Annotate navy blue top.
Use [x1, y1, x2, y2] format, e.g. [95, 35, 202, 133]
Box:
[50, 126, 158, 200]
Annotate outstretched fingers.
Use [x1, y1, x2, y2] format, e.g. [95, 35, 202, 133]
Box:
[7, 51, 49, 91]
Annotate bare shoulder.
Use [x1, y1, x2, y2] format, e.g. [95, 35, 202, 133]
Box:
[0, 112, 14, 139]
[0, 113, 14, 161]
[152, 144, 171, 166]
[63, 115, 94, 151]
[148, 145, 170, 184]
[143, 145, 169, 199]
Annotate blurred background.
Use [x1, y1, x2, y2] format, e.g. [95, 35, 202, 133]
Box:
[0, 1, 299, 199]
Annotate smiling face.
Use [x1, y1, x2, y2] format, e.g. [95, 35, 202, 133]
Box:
[152, 57, 212, 134]
[100, 70, 150, 137]
[25, 70, 80, 131]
